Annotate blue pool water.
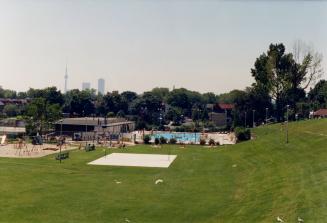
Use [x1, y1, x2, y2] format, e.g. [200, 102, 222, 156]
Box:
[151, 132, 201, 143]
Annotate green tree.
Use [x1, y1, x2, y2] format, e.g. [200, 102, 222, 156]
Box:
[63, 89, 96, 116]
[25, 98, 61, 135]
[3, 104, 21, 117]
[309, 80, 327, 108]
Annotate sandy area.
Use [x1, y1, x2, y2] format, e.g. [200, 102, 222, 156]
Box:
[0, 143, 77, 158]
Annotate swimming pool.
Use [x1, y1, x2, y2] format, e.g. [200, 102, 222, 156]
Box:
[151, 132, 201, 143]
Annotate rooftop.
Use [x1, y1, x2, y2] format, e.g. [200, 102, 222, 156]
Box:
[314, 109, 327, 116]
[56, 117, 133, 126]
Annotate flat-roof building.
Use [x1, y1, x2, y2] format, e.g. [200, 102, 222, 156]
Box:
[54, 117, 135, 140]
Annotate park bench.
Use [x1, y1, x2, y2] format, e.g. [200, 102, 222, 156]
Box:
[85, 144, 96, 152]
[55, 151, 69, 160]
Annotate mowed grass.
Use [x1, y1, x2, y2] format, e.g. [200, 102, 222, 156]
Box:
[1, 120, 327, 223]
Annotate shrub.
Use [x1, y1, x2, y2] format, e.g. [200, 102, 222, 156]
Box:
[235, 127, 251, 142]
[169, 138, 177, 144]
[200, 139, 206, 145]
[154, 138, 160, 145]
[107, 112, 115, 118]
[143, 135, 151, 144]
[209, 139, 216, 146]
[160, 137, 167, 144]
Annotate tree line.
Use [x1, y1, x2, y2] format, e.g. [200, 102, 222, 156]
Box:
[0, 41, 326, 134]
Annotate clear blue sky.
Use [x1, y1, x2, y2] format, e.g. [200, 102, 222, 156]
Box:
[0, 0, 326, 94]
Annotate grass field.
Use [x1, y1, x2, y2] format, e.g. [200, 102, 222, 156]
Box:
[1, 119, 327, 223]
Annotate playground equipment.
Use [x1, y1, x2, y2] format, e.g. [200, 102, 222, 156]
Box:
[31, 135, 43, 153]
[85, 143, 96, 152]
[0, 135, 7, 146]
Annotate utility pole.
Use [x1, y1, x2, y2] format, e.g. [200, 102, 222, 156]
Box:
[59, 120, 63, 163]
[244, 111, 247, 128]
[252, 110, 256, 128]
[265, 108, 268, 124]
[286, 105, 289, 144]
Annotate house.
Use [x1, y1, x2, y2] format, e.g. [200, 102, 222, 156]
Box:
[313, 109, 327, 118]
[0, 98, 29, 106]
[54, 117, 135, 140]
[0, 98, 29, 113]
[207, 103, 235, 128]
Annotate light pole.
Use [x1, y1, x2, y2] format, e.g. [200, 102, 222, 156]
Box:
[59, 120, 63, 163]
[252, 110, 256, 128]
[265, 108, 268, 124]
[85, 116, 88, 147]
[286, 105, 289, 144]
[244, 111, 247, 128]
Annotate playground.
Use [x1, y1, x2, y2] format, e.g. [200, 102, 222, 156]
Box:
[0, 135, 77, 158]
[0, 142, 77, 158]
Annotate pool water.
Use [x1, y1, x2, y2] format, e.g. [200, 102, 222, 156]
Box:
[151, 132, 201, 143]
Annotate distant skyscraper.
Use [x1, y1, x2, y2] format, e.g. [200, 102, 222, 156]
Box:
[64, 65, 68, 93]
[82, 82, 91, 90]
[98, 78, 105, 95]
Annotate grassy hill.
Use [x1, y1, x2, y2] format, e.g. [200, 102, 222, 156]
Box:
[0, 119, 327, 223]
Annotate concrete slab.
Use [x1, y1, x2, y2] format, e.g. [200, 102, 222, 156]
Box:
[89, 153, 177, 168]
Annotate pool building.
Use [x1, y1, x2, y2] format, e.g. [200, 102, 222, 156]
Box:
[54, 117, 135, 140]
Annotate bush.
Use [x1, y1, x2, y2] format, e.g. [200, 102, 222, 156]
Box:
[200, 139, 206, 145]
[160, 137, 167, 144]
[143, 135, 151, 144]
[154, 138, 160, 145]
[235, 127, 251, 142]
[209, 139, 216, 146]
[107, 112, 115, 118]
[169, 138, 177, 144]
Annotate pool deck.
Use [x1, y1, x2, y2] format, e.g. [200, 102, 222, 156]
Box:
[133, 131, 236, 145]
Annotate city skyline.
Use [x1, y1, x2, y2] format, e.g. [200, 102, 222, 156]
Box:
[1, 0, 326, 94]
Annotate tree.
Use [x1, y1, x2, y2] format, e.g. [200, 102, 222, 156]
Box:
[150, 88, 170, 101]
[218, 90, 245, 104]
[252, 43, 298, 120]
[130, 92, 163, 127]
[0, 87, 17, 98]
[293, 40, 324, 90]
[251, 42, 324, 121]
[308, 80, 327, 108]
[3, 104, 21, 117]
[121, 91, 137, 103]
[63, 89, 96, 116]
[202, 92, 218, 104]
[25, 98, 61, 135]
[27, 87, 64, 105]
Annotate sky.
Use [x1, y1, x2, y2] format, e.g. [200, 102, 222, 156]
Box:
[0, 0, 327, 94]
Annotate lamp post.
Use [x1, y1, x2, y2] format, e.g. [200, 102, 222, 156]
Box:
[286, 105, 289, 144]
[265, 108, 268, 124]
[244, 111, 247, 128]
[85, 116, 88, 146]
[59, 120, 63, 163]
[252, 110, 256, 128]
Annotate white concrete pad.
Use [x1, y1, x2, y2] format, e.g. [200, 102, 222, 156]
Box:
[89, 153, 177, 168]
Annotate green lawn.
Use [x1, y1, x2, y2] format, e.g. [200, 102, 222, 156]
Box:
[1, 119, 327, 223]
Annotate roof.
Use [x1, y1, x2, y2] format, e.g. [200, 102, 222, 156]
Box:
[55, 117, 133, 126]
[314, 109, 327, 116]
[218, 103, 235, 110]
[0, 98, 28, 105]
[0, 127, 26, 134]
